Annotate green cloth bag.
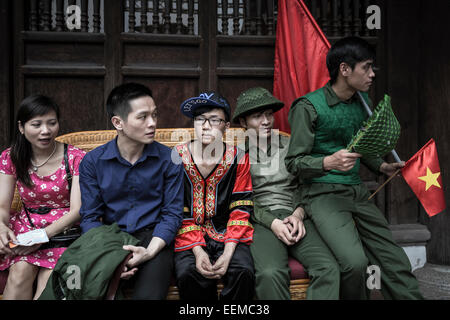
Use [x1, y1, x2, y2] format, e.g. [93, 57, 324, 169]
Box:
[39, 223, 139, 300]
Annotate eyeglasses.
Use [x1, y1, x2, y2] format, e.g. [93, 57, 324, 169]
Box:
[193, 116, 226, 127]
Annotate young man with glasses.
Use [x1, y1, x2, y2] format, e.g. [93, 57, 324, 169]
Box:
[174, 92, 255, 300]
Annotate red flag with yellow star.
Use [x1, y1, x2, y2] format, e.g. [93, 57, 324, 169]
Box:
[401, 139, 446, 217]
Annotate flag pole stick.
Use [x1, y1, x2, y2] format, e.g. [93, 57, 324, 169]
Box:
[368, 169, 401, 200]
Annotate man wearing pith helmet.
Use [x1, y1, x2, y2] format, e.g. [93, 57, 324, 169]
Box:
[174, 91, 255, 300]
[233, 87, 340, 300]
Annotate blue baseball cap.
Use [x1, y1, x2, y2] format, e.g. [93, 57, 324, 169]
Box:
[180, 91, 231, 119]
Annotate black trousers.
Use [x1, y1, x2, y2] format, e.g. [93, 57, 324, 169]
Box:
[174, 236, 255, 300]
[122, 226, 174, 300]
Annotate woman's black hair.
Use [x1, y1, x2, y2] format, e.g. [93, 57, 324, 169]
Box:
[10, 95, 60, 188]
[326, 36, 376, 84]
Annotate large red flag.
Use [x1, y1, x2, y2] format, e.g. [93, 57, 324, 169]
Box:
[273, 0, 331, 133]
[401, 139, 446, 217]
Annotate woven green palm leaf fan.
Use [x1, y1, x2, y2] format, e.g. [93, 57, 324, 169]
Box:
[347, 94, 401, 158]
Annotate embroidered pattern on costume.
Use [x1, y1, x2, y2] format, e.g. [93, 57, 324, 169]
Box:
[177, 143, 236, 224]
[204, 144, 235, 218]
[177, 225, 201, 235]
[229, 200, 254, 210]
[203, 220, 225, 241]
[227, 220, 254, 228]
[177, 144, 204, 224]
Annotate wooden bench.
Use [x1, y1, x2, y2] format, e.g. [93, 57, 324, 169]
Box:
[0, 128, 309, 300]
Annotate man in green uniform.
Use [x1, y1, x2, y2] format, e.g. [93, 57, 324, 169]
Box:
[285, 36, 423, 299]
[233, 87, 340, 300]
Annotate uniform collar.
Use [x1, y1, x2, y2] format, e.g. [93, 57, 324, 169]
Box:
[324, 81, 359, 107]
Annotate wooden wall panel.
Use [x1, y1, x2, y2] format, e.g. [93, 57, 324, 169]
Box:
[25, 42, 104, 66]
[123, 43, 200, 68]
[384, 0, 421, 224]
[24, 77, 106, 134]
[417, 0, 450, 265]
[218, 43, 275, 68]
[0, 1, 11, 151]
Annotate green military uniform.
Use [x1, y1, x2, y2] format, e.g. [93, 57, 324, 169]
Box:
[233, 87, 340, 300]
[248, 134, 340, 300]
[285, 82, 423, 299]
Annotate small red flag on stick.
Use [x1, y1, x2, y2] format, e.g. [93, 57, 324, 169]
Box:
[401, 139, 446, 217]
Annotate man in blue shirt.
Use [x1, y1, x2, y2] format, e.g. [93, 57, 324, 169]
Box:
[79, 83, 184, 299]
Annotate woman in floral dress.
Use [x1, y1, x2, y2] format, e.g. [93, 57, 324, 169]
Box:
[0, 95, 85, 299]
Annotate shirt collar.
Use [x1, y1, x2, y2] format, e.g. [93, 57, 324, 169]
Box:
[100, 136, 160, 162]
[323, 81, 359, 107]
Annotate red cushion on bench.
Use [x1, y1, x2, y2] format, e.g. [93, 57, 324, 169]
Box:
[0, 270, 8, 295]
[288, 257, 308, 280]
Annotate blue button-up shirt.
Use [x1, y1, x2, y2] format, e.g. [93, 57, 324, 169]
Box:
[79, 137, 184, 245]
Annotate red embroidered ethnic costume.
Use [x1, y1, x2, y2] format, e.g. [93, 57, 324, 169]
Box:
[174, 142, 254, 251]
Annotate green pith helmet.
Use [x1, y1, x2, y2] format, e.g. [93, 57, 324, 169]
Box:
[232, 87, 284, 124]
[347, 94, 401, 158]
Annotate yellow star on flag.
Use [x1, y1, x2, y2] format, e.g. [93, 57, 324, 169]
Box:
[418, 167, 441, 191]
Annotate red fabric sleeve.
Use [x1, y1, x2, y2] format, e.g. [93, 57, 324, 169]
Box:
[224, 209, 253, 244]
[232, 152, 253, 193]
[225, 151, 254, 244]
[174, 218, 206, 252]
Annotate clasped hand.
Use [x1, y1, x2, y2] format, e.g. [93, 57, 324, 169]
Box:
[120, 237, 166, 280]
[271, 214, 306, 246]
[120, 245, 151, 280]
[192, 246, 233, 280]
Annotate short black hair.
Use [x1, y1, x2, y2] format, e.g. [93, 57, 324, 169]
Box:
[326, 36, 376, 84]
[192, 105, 230, 122]
[106, 82, 153, 120]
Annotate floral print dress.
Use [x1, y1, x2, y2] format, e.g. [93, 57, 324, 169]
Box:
[0, 145, 85, 270]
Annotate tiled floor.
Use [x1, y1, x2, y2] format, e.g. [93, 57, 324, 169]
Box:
[413, 263, 450, 300]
